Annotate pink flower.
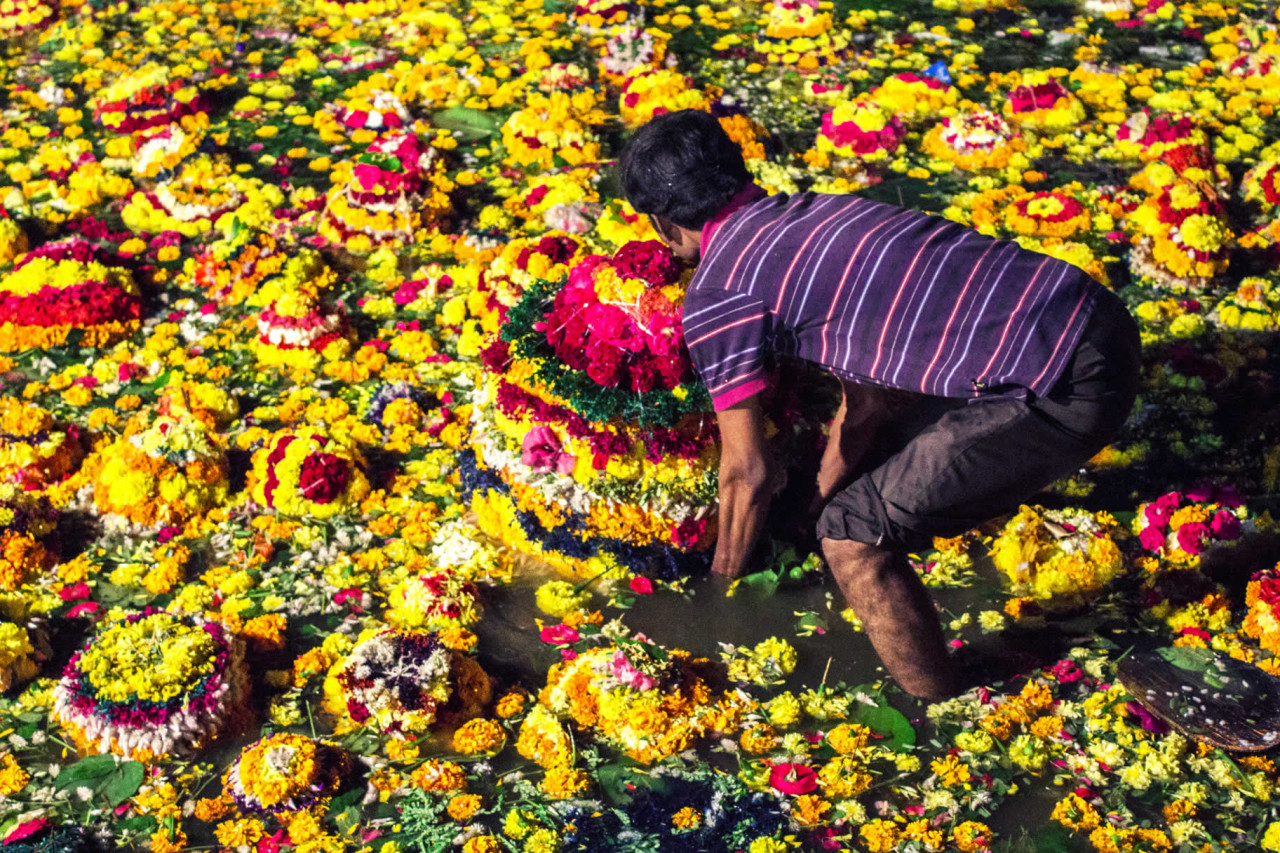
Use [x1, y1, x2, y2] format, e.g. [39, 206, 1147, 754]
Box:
[1210, 509, 1241, 541]
[629, 576, 654, 594]
[1176, 522, 1210, 555]
[540, 624, 580, 644]
[58, 583, 90, 601]
[3, 818, 50, 845]
[1049, 659, 1083, 682]
[769, 763, 818, 795]
[609, 649, 657, 691]
[1145, 492, 1183, 528]
[67, 602, 101, 619]
[521, 426, 575, 475]
[1138, 525, 1167, 552]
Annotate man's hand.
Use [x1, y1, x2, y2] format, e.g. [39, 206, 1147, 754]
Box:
[711, 395, 774, 579]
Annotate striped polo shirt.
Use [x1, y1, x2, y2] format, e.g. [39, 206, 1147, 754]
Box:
[683, 188, 1102, 411]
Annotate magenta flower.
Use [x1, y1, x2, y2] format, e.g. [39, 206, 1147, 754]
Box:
[629, 576, 654, 594]
[1138, 525, 1167, 552]
[1210, 510, 1241, 541]
[540, 624, 580, 645]
[1176, 522, 1211, 555]
[521, 426, 575, 475]
[769, 763, 819, 795]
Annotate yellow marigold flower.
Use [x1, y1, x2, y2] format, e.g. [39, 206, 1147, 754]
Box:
[541, 765, 591, 799]
[192, 795, 230, 822]
[766, 692, 802, 726]
[932, 753, 973, 787]
[448, 793, 483, 821]
[1051, 792, 1101, 831]
[791, 794, 831, 826]
[672, 806, 702, 829]
[0, 754, 29, 795]
[214, 818, 265, 847]
[740, 723, 779, 754]
[410, 760, 468, 792]
[462, 836, 502, 853]
[860, 818, 902, 852]
[452, 718, 506, 755]
[494, 690, 527, 719]
[953, 821, 992, 852]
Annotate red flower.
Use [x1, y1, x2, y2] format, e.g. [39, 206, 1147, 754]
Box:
[768, 763, 818, 795]
[3, 818, 50, 845]
[629, 576, 654, 594]
[1176, 522, 1211, 555]
[540, 624, 580, 644]
[1138, 525, 1166, 552]
[612, 240, 682, 287]
[297, 452, 350, 504]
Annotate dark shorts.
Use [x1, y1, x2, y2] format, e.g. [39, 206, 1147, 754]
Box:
[816, 290, 1141, 551]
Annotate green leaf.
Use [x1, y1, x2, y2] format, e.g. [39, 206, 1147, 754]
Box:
[850, 703, 915, 752]
[738, 568, 781, 596]
[55, 754, 118, 788]
[327, 788, 364, 835]
[1156, 646, 1216, 673]
[595, 762, 672, 806]
[102, 761, 146, 807]
[114, 815, 159, 835]
[432, 107, 502, 142]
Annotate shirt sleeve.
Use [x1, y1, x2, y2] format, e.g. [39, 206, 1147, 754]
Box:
[681, 287, 771, 411]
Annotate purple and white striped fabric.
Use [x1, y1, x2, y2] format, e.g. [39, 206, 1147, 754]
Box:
[683, 189, 1102, 411]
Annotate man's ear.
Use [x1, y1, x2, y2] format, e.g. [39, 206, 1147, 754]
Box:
[653, 215, 701, 260]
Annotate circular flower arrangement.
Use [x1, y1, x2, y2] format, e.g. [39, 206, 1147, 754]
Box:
[1002, 73, 1086, 132]
[540, 240, 691, 393]
[1211, 275, 1280, 331]
[89, 62, 208, 134]
[0, 399, 81, 489]
[0, 486, 57, 591]
[318, 131, 454, 254]
[484, 233, 586, 309]
[921, 109, 1026, 172]
[535, 639, 746, 763]
[1003, 190, 1093, 238]
[322, 627, 491, 736]
[121, 156, 279, 238]
[90, 414, 228, 529]
[869, 72, 958, 123]
[386, 571, 483, 631]
[1132, 489, 1245, 568]
[253, 286, 354, 371]
[1242, 158, 1280, 212]
[51, 610, 247, 760]
[327, 88, 413, 135]
[753, 0, 848, 68]
[572, 0, 637, 31]
[1113, 111, 1210, 164]
[814, 99, 906, 165]
[223, 733, 351, 814]
[500, 91, 606, 171]
[0, 239, 141, 353]
[618, 68, 711, 130]
[247, 427, 371, 519]
[990, 506, 1126, 607]
[1128, 176, 1232, 290]
[1245, 568, 1280, 655]
[131, 124, 203, 179]
[598, 26, 667, 85]
[0, 0, 55, 38]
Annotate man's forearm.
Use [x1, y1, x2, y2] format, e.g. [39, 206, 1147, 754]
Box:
[712, 471, 773, 578]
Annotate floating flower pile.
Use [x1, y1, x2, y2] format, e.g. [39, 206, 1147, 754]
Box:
[322, 627, 490, 736]
[1, 0, 1280, 847]
[0, 239, 140, 352]
[535, 637, 748, 763]
[466, 241, 718, 580]
[51, 610, 247, 760]
[223, 733, 351, 814]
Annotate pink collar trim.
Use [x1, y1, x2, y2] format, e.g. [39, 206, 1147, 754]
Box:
[700, 183, 767, 256]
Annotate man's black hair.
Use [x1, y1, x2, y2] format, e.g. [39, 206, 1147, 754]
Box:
[619, 109, 752, 231]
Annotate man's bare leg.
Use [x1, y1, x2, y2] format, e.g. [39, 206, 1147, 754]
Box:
[822, 537, 956, 701]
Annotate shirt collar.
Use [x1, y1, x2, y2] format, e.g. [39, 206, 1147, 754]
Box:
[700, 183, 767, 256]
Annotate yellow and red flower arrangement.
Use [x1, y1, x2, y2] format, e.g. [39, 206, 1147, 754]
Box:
[246, 427, 370, 519]
[51, 609, 248, 760]
[0, 239, 141, 353]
